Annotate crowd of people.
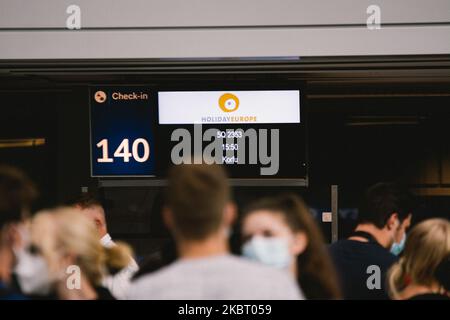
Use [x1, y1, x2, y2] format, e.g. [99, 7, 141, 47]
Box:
[0, 163, 449, 300]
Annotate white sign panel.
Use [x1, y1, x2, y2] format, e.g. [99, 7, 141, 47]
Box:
[158, 90, 300, 124]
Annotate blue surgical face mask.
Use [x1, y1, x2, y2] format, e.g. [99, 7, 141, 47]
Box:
[390, 232, 406, 256]
[242, 236, 291, 269]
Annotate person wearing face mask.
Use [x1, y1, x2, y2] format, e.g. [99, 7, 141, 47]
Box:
[69, 192, 139, 299]
[241, 194, 342, 300]
[329, 182, 414, 299]
[127, 164, 303, 300]
[0, 165, 37, 300]
[14, 207, 133, 300]
[388, 218, 449, 300]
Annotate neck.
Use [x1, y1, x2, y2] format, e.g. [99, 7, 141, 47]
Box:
[291, 259, 298, 278]
[177, 232, 229, 260]
[99, 229, 108, 240]
[399, 282, 442, 300]
[56, 274, 98, 300]
[0, 245, 14, 284]
[352, 224, 391, 248]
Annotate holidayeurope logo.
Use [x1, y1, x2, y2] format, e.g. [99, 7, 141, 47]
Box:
[201, 93, 257, 123]
[158, 90, 300, 125]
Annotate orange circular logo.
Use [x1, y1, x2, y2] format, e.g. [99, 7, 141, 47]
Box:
[219, 93, 239, 112]
[94, 91, 107, 103]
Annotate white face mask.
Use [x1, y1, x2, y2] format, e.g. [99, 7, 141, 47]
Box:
[242, 236, 292, 269]
[14, 248, 53, 295]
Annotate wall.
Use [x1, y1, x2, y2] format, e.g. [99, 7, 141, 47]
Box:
[0, 0, 449, 59]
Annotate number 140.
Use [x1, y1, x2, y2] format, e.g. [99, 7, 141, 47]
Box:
[96, 138, 150, 163]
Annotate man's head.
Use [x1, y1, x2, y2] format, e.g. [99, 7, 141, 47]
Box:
[164, 164, 236, 242]
[358, 182, 414, 249]
[70, 192, 107, 238]
[0, 165, 37, 230]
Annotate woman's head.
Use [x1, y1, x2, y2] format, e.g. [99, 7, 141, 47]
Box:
[241, 195, 309, 269]
[15, 207, 132, 296]
[241, 194, 341, 299]
[388, 218, 450, 299]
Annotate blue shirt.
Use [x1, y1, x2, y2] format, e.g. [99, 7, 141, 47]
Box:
[0, 280, 28, 300]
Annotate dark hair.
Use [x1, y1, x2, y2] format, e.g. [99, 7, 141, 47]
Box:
[67, 191, 103, 210]
[242, 194, 342, 300]
[358, 182, 414, 228]
[0, 165, 38, 229]
[165, 164, 230, 240]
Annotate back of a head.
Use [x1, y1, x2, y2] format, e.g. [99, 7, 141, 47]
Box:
[388, 218, 450, 298]
[0, 165, 37, 229]
[358, 182, 414, 228]
[68, 191, 104, 211]
[166, 164, 230, 240]
[68, 191, 107, 231]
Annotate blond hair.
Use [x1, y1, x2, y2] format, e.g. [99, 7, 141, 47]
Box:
[388, 218, 450, 299]
[31, 207, 132, 286]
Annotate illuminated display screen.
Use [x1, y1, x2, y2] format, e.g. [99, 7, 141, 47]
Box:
[90, 86, 306, 179]
[90, 87, 156, 176]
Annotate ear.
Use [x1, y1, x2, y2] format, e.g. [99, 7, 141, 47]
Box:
[403, 214, 412, 228]
[223, 202, 237, 227]
[162, 207, 174, 230]
[291, 232, 308, 256]
[93, 217, 102, 229]
[386, 212, 399, 230]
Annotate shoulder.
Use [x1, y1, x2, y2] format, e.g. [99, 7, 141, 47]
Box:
[329, 239, 397, 270]
[328, 239, 353, 255]
[329, 239, 352, 249]
[222, 256, 304, 298]
[368, 243, 397, 266]
[127, 256, 303, 300]
[127, 262, 180, 299]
